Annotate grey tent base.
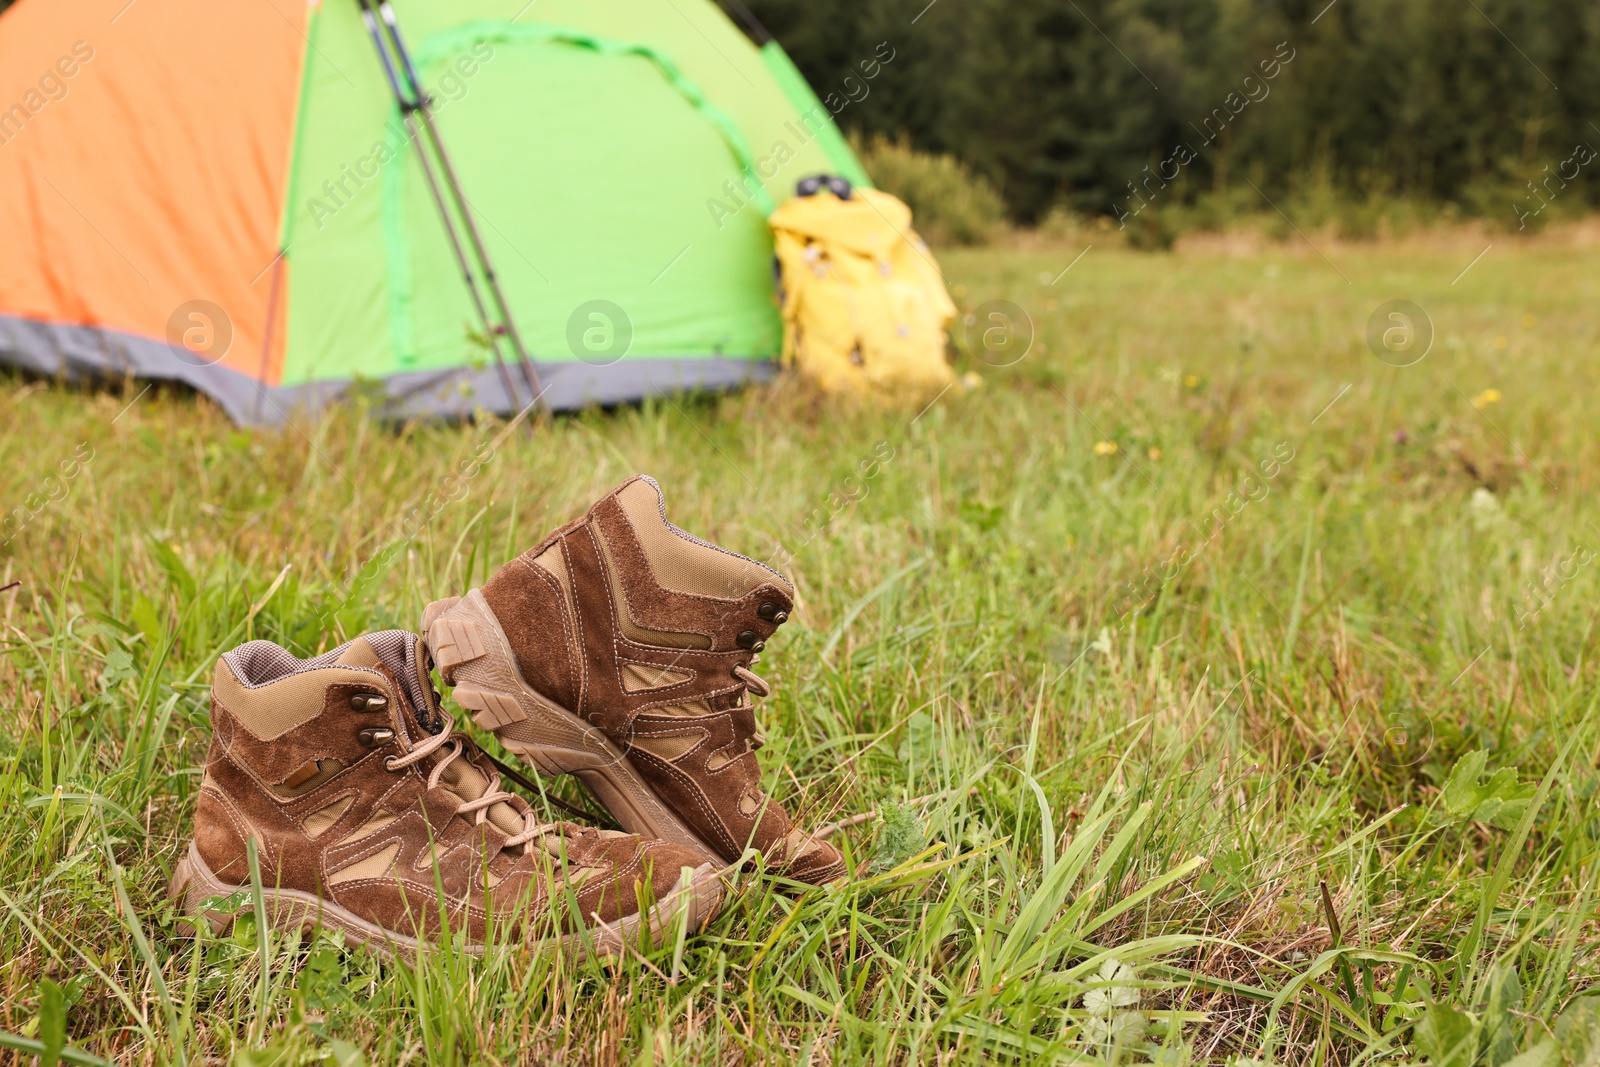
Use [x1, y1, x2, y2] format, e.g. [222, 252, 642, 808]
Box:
[0, 314, 776, 427]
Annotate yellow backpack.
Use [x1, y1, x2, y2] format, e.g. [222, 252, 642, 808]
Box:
[769, 186, 957, 396]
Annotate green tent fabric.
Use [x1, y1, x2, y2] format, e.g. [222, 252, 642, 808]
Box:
[281, 0, 871, 421]
[0, 0, 868, 424]
[758, 41, 872, 192]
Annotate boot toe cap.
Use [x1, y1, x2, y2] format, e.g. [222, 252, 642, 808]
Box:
[775, 831, 847, 885]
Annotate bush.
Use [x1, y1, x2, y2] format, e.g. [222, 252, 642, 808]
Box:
[851, 132, 1005, 245]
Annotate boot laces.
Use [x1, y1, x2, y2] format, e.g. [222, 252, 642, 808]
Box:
[384, 711, 557, 850]
[731, 657, 771, 750]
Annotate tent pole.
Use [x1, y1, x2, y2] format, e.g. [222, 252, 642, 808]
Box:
[406, 112, 526, 409]
[717, 0, 774, 44]
[372, 0, 545, 408]
[355, 0, 526, 412]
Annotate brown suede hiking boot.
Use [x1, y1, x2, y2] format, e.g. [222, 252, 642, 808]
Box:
[422, 476, 845, 885]
[169, 630, 723, 958]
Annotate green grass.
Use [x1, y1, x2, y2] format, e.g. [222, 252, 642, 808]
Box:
[2, 224, 1600, 1065]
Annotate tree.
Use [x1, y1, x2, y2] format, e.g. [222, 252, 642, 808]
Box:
[742, 0, 1600, 221]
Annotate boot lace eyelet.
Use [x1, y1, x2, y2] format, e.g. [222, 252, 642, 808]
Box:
[358, 727, 394, 748]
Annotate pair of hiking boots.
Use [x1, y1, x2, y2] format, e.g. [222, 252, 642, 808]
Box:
[170, 476, 844, 957]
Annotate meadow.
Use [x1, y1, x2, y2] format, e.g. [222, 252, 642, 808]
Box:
[1, 222, 1598, 1065]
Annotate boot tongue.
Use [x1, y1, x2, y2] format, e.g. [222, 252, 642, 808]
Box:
[334, 633, 531, 842]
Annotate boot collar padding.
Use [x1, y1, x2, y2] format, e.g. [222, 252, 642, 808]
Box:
[212, 658, 396, 742]
[216, 631, 427, 742]
[613, 476, 791, 599]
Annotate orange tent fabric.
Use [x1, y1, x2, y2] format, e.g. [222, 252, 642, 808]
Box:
[0, 0, 305, 382]
[0, 0, 872, 424]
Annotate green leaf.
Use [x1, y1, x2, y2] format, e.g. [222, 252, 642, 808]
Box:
[872, 801, 926, 871]
[1084, 1010, 1147, 1053]
[1554, 996, 1600, 1062]
[1504, 1043, 1555, 1067]
[1500, 1039, 1558, 1067]
[1083, 959, 1140, 1015]
[146, 538, 196, 602]
[958, 501, 1004, 532]
[38, 978, 64, 1067]
[129, 592, 163, 652]
[1481, 963, 1525, 1067]
[1439, 751, 1536, 829]
[329, 1039, 368, 1067]
[896, 710, 935, 766]
[1416, 1002, 1479, 1066]
[1442, 750, 1490, 817]
[98, 648, 136, 691]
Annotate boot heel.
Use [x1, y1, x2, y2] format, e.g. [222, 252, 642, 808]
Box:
[424, 592, 526, 730]
[421, 596, 480, 684]
[422, 589, 723, 863]
[420, 596, 461, 631]
[169, 842, 239, 935]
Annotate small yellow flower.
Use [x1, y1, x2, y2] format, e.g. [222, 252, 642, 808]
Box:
[1094, 440, 1119, 456]
[1521, 313, 1537, 329]
[1183, 374, 1200, 388]
[1493, 335, 1509, 349]
[1472, 388, 1502, 410]
[1148, 447, 1163, 461]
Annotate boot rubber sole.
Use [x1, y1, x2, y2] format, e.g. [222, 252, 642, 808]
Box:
[424, 590, 727, 866]
[168, 840, 724, 962]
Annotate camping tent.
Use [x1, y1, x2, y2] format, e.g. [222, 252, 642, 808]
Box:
[0, 0, 868, 424]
